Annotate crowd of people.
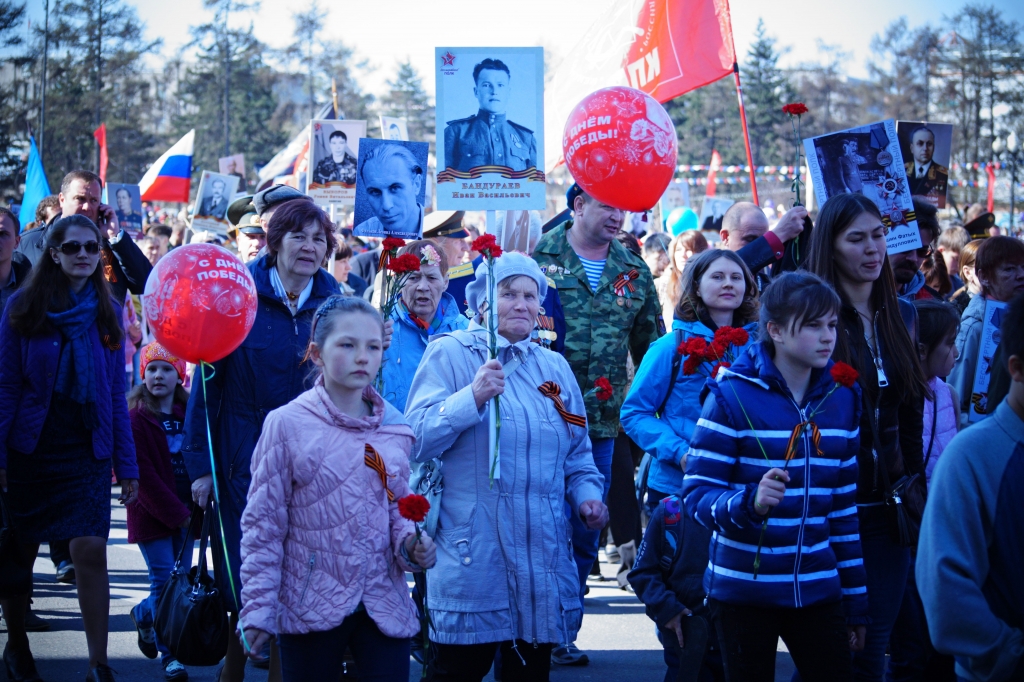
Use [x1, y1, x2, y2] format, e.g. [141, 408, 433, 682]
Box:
[0, 168, 1022, 682]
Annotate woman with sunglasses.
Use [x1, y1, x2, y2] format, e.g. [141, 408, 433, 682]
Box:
[0, 215, 140, 682]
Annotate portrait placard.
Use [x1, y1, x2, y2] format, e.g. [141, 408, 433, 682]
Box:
[103, 183, 143, 239]
[307, 119, 368, 206]
[697, 197, 734, 234]
[353, 138, 429, 239]
[896, 121, 953, 208]
[191, 171, 239, 235]
[969, 299, 1009, 423]
[435, 46, 545, 211]
[660, 180, 691, 216]
[804, 119, 921, 255]
[218, 153, 247, 187]
[379, 116, 410, 141]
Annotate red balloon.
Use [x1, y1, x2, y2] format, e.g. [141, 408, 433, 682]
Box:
[142, 244, 258, 364]
[562, 86, 678, 212]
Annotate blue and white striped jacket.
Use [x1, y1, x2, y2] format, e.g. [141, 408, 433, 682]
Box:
[682, 342, 869, 623]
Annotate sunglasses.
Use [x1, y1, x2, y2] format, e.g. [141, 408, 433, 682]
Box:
[57, 240, 100, 255]
[915, 245, 933, 258]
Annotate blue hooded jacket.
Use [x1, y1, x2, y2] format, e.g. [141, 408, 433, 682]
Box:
[682, 342, 869, 623]
[621, 318, 757, 495]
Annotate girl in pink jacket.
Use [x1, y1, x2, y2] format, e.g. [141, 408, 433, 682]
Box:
[237, 296, 436, 682]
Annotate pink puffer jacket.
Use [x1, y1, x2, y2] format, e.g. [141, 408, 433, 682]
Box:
[238, 381, 420, 638]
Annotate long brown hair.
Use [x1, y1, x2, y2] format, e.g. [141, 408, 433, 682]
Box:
[805, 193, 927, 400]
[662, 231, 709, 314]
[127, 382, 190, 415]
[675, 249, 759, 326]
[8, 215, 123, 345]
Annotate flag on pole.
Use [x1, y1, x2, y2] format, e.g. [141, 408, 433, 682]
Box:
[139, 130, 194, 202]
[545, 0, 736, 171]
[18, 135, 52, 232]
[93, 123, 108, 184]
[706, 150, 722, 197]
[256, 103, 336, 191]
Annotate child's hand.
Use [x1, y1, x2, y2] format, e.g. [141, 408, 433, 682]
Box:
[664, 608, 691, 648]
[848, 625, 866, 652]
[405, 534, 437, 569]
[754, 468, 790, 515]
[240, 627, 272, 660]
[579, 499, 609, 530]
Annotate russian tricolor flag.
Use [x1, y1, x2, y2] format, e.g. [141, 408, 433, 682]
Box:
[139, 130, 194, 202]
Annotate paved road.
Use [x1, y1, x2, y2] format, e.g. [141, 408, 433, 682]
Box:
[2, 491, 796, 682]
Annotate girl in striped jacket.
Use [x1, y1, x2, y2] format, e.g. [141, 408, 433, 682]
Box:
[682, 272, 869, 681]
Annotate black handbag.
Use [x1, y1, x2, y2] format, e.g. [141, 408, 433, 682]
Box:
[154, 502, 230, 666]
[0, 488, 32, 599]
[870, 399, 927, 547]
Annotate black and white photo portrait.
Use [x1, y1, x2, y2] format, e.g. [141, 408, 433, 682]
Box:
[353, 139, 429, 239]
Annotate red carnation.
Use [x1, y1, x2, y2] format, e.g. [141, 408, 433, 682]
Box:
[830, 362, 859, 388]
[398, 494, 431, 523]
[682, 355, 704, 376]
[595, 377, 613, 401]
[682, 336, 708, 358]
[728, 327, 749, 347]
[782, 102, 808, 116]
[707, 339, 729, 360]
[710, 361, 731, 377]
[472, 234, 502, 260]
[388, 253, 422, 274]
[382, 236, 406, 252]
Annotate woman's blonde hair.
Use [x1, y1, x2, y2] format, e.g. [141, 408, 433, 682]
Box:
[661, 231, 709, 316]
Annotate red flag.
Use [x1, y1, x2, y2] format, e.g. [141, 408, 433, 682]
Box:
[986, 164, 996, 213]
[93, 123, 108, 184]
[622, 0, 735, 102]
[706, 150, 722, 197]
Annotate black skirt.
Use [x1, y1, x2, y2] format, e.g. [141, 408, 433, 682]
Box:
[6, 396, 112, 544]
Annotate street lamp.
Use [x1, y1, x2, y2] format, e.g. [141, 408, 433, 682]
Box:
[993, 131, 1021, 232]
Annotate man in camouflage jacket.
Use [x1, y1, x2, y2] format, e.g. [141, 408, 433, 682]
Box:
[532, 183, 662, 665]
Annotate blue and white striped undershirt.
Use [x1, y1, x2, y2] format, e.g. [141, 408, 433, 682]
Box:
[577, 256, 606, 291]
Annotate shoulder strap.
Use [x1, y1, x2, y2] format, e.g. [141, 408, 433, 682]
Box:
[923, 393, 939, 470]
[656, 328, 684, 417]
[658, 496, 683, 571]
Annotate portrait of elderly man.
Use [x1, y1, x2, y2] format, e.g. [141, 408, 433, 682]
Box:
[313, 129, 358, 186]
[198, 178, 228, 219]
[443, 57, 537, 173]
[113, 186, 142, 236]
[355, 143, 425, 237]
[904, 125, 948, 201]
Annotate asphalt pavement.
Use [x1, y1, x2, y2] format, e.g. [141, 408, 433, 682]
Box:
[1, 490, 796, 682]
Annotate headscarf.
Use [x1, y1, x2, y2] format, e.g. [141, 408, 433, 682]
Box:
[464, 252, 548, 316]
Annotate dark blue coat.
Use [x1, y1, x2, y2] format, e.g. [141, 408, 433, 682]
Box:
[0, 290, 138, 479]
[181, 257, 340, 607]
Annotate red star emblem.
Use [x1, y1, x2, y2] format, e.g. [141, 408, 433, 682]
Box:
[441, 51, 456, 67]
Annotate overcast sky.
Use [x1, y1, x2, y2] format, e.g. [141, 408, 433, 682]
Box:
[22, 0, 1024, 98]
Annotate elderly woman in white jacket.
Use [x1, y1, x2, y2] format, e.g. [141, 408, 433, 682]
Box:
[404, 252, 607, 682]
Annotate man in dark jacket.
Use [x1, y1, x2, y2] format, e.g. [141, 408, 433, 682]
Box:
[629, 495, 723, 682]
[0, 207, 29, 314]
[17, 170, 152, 305]
[720, 202, 808, 292]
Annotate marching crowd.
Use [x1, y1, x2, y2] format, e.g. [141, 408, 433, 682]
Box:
[0, 168, 1022, 682]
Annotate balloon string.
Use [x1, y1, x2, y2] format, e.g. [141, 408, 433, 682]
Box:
[201, 361, 251, 654]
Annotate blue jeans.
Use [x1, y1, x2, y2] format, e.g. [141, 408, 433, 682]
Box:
[566, 436, 613, 613]
[133, 528, 191, 665]
[277, 609, 409, 682]
[852, 505, 910, 682]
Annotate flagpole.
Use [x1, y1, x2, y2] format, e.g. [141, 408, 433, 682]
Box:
[730, 62, 759, 206]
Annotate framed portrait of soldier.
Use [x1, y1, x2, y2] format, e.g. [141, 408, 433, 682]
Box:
[379, 116, 409, 142]
[103, 183, 143, 239]
[804, 119, 921, 254]
[191, 170, 239, 235]
[353, 138, 429, 239]
[897, 121, 952, 208]
[435, 46, 545, 211]
[218, 153, 247, 188]
[698, 197, 734, 234]
[306, 119, 368, 206]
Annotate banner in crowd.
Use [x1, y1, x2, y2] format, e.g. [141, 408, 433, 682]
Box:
[804, 119, 921, 255]
[219, 153, 247, 187]
[435, 46, 546, 211]
[306, 119, 367, 206]
[191, 171, 239, 236]
[380, 116, 410, 141]
[543, 0, 735, 171]
[353, 138, 429, 239]
[970, 299, 1009, 423]
[660, 179, 691, 217]
[103, 183, 143, 239]
[896, 121, 952, 208]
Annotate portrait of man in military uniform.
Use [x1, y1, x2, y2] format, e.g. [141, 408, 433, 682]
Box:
[111, 184, 143, 237]
[443, 58, 537, 173]
[313, 130, 358, 187]
[899, 123, 950, 207]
